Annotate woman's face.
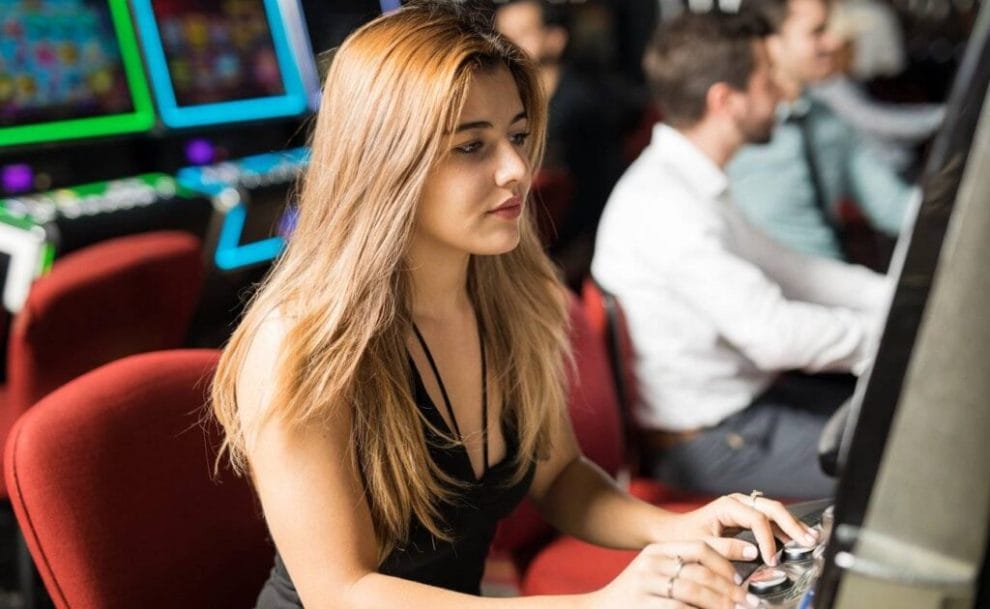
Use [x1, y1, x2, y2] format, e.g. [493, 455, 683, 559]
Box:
[413, 65, 532, 259]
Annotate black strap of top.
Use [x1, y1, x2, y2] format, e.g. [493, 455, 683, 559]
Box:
[411, 318, 489, 475]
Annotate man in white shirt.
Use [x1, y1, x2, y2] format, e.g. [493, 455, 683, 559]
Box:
[592, 11, 891, 498]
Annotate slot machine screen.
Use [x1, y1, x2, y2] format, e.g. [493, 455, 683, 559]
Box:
[131, 0, 307, 127]
[240, 182, 293, 246]
[814, 4, 990, 607]
[0, 0, 155, 147]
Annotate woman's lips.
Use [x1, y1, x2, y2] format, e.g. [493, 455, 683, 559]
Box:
[489, 196, 523, 219]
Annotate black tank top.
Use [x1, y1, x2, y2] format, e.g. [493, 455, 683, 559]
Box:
[256, 362, 535, 607]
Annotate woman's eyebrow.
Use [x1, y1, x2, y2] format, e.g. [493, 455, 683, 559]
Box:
[454, 111, 528, 133]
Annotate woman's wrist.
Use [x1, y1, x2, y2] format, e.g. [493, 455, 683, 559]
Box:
[640, 502, 685, 546]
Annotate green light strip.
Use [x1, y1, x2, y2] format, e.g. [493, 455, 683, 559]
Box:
[0, 0, 155, 148]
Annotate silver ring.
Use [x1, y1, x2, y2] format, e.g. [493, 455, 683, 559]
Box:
[672, 554, 686, 579]
[749, 489, 764, 508]
[665, 575, 676, 598]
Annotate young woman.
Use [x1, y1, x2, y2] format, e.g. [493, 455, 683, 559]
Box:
[211, 3, 817, 608]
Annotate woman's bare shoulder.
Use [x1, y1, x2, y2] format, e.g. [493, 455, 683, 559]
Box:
[236, 308, 298, 426]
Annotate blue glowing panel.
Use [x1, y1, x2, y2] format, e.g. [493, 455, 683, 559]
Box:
[131, 0, 307, 128]
[177, 147, 308, 271]
[277, 0, 321, 110]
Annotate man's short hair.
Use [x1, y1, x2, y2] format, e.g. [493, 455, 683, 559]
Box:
[494, 0, 571, 30]
[642, 11, 771, 128]
[744, 0, 790, 31]
[744, 0, 834, 33]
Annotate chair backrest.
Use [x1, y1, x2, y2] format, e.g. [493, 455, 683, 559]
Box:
[5, 230, 203, 423]
[3, 349, 272, 609]
[492, 292, 625, 562]
[581, 278, 640, 432]
[1, 230, 204, 498]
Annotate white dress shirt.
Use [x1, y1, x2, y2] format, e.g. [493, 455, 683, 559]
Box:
[592, 124, 891, 431]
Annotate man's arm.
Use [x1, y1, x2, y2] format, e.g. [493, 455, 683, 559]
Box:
[845, 126, 920, 236]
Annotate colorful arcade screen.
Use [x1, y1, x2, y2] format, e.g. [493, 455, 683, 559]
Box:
[131, 0, 307, 128]
[0, 0, 155, 147]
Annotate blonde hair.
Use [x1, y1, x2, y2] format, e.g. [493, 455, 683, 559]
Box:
[210, 1, 569, 561]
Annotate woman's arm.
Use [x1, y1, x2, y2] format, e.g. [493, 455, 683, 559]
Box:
[239, 318, 754, 609]
[238, 317, 607, 609]
[527, 408, 819, 563]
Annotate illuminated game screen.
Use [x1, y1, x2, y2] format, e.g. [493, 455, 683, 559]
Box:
[241, 182, 292, 245]
[0, 0, 154, 147]
[152, 0, 286, 106]
[132, 0, 306, 127]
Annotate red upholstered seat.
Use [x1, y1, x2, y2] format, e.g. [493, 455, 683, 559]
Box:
[492, 293, 711, 595]
[581, 278, 641, 465]
[491, 292, 627, 566]
[3, 349, 272, 609]
[0, 230, 203, 499]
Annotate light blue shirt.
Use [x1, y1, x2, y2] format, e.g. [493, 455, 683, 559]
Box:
[728, 96, 916, 260]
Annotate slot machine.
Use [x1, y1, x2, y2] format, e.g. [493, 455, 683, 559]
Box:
[0, 0, 213, 315]
[729, 5, 990, 607]
[127, 0, 325, 343]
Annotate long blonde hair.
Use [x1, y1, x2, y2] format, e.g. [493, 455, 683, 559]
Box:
[211, 2, 570, 560]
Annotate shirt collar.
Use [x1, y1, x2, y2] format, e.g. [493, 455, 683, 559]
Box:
[778, 94, 812, 122]
[650, 123, 729, 200]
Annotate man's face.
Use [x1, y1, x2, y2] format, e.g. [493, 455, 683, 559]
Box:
[769, 0, 840, 88]
[730, 41, 781, 144]
[495, 2, 560, 65]
[495, 2, 545, 60]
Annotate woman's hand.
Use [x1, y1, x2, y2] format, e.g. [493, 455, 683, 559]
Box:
[667, 494, 819, 565]
[588, 540, 760, 609]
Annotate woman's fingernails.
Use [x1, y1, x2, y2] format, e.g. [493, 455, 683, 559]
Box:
[735, 573, 743, 585]
[803, 534, 817, 545]
[747, 593, 761, 607]
[743, 545, 759, 560]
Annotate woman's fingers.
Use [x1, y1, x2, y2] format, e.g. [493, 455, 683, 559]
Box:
[718, 495, 820, 564]
[647, 540, 738, 584]
[642, 566, 759, 609]
[726, 493, 818, 547]
[755, 498, 818, 547]
[627, 543, 768, 609]
[704, 536, 760, 563]
[719, 498, 780, 565]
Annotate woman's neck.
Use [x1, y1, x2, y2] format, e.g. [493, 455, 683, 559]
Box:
[407, 241, 473, 323]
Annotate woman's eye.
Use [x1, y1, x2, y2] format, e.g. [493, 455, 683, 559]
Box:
[455, 141, 483, 154]
[511, 132, 531, 146]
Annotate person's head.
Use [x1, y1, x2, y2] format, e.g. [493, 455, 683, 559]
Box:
[824, 2, 859, 76]
[494, 0, 569, 66]
[211, 0, 569, 562]
[750, 0, 841, 90]
[642, 11, 779, 146]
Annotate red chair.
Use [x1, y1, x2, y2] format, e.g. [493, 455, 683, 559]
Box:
[3, 350, 272, 609]
[0, 230, 204, 500]
[492, 293, 709, 596]
[622, 104, 664, 165]
[581, 278, 642, 467]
